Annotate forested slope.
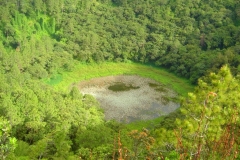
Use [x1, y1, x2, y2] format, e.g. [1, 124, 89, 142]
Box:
[0, 0, 240, 159]
[1, 0, 240, 82]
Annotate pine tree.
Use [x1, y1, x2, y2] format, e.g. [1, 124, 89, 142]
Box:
[175, 66, 240, 159]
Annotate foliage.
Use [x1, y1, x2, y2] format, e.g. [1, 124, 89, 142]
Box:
[0, 71, 106, 159]
[0, 0, 240, 159]
[0, 0, 239, 83]
[154, 66, 240, 159]
[128, 129, 155, 159]
[177, 66, 240, 159]
[0, 117, 17, 160]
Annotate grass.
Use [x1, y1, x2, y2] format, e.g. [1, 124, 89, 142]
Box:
[43, 62, 194, 96]
[124, 116, 165, 131]
[45, 74, 63, 85]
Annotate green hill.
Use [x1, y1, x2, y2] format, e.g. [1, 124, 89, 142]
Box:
[0, 0, 240, 159]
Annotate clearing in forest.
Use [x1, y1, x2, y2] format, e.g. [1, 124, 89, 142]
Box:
[78, 75, 179, 123]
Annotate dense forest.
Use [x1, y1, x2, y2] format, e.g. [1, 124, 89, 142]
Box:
[0, 0, 240, 159]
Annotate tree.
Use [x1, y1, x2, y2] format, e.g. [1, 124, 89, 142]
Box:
[175, 66, 240, 159]
[0, 117, 17, 160]
[128, 129, 155, 159]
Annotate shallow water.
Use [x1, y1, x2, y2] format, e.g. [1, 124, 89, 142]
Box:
[78, 75, 179, 123]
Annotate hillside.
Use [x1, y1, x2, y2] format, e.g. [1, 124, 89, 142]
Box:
[0, 0, 240, 159]
[1, 0, 240, 82]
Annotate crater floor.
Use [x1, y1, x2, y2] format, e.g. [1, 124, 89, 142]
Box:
[77, 75, 179, 123]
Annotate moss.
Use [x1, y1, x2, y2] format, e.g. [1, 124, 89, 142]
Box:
[108, 82, 139, 92]
[148, 83, 167, 92]
[161, 96, 170, 105]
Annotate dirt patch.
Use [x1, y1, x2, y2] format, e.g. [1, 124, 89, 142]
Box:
[77, 75, 179, 123]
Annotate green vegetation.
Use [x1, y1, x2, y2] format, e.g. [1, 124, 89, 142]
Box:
[0, 0, 240, 159]
[149, 82, 168, 93]
[0, 117, 17, 159]
[153, 66, 240, 159]
[125, 116, 165, 131]
[108, 82, 140, 92]
[45, 62, 194, 96]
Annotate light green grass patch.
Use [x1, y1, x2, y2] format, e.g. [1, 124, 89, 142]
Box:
[43, 62, 194, 96]
[44, 74, 63, 85]
[124, 116, 165, 131]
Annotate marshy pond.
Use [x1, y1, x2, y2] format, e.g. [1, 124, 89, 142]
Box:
[77, 75, 179, 123]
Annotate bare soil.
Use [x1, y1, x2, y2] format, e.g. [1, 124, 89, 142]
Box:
[77, 75, 179, 123]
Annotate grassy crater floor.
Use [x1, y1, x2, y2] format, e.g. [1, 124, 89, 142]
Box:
[45, 62, 194, 96]
[44, 62, 194, 126]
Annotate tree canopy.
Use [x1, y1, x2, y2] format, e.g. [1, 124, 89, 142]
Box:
[0, 0, 240, 159]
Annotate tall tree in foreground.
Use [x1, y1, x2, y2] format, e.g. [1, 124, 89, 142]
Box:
[0, 117, 17, 160]
[175, 66, 240, 159]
